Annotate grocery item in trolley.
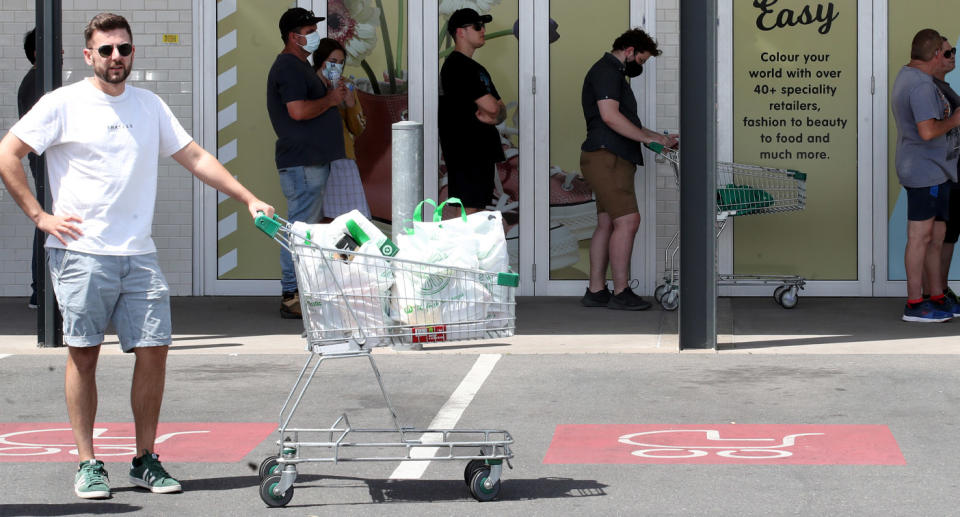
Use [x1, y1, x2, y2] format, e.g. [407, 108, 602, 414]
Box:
[391, 199, 513, 339]
[291, 210, 397, 346]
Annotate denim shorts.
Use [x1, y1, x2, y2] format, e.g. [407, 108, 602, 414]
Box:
[906, 182, 951, 222]
[47, 248, 172, 352]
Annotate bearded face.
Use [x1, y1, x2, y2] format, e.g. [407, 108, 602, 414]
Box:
[85, 28, 134, 86]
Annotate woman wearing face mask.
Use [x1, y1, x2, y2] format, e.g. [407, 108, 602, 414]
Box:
[578, 28, 679, 311]
[311, 38, 371, 220]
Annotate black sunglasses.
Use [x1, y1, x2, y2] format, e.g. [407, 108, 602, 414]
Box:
[944, 48, 957, 59]
[461, 21, 485, 31]
[90, 43, 133, 58]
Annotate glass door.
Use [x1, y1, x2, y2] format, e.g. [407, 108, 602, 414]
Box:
[533, 0, 652, 295]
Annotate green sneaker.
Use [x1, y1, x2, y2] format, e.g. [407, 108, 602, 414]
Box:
[129, 452, 182, 493]
[75, 459, 110, 499]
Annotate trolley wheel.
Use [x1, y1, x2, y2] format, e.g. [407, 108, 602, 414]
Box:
[464, 459, 486, 485]
[661, 289, 679, 311]
[654, 284, 668, 303]
[468, 467, 501, 502]
[773, 285, 787, 303]
[258, 456, 280, 481]
[780, 286, 799, 309]
[259, 474, 293, 507]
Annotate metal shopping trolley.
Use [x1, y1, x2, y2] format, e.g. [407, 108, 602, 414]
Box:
[648, 144, 808, 311]
[252, 214, 517, 507]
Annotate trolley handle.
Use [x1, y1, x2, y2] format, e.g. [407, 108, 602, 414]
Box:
[645, 142, 666, 154]
[255, 211, 283, 238]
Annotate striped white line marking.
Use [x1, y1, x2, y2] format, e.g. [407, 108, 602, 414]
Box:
[217, 0, 237, 21]
[389, 354, 502, 480]
[217, 66, 237, 94]
[217, 102, 238, 131]
[217, 30, 237, 58]
[218, 139, 238, 164]
[217, 212, 237, 239]
[218, 248, 238, 275]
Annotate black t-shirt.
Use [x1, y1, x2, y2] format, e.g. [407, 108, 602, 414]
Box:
[581, 52, 645, 165]
[17, 67, 41, 168]
[934, 76, 960, 177]
[266, 53, 344, 169]
[438, 51, 506, 165]
[17, 67, 38, 118]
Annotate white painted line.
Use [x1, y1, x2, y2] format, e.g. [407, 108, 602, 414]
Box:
[217, 30, 237, 58]
[217, 102, 237, 131]
[389, 354, 501, 480]
[217, 66, 237, 94]
[0, 355, 10, 360]
[218, 248, 238, 275]
[218, 139, 238, 164]
[217, 0, 237, 21]
[217, 212, 238, 239]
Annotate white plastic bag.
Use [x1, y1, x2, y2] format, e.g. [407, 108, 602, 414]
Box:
[290, 214, 396, 347]
[391, 224, 488, 327]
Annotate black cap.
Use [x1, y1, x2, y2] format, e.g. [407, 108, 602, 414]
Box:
[279, 8, 324, 39]
[446, 8, 493, 37]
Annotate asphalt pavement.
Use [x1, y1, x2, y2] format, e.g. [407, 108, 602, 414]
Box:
[2, 352, 959, 515]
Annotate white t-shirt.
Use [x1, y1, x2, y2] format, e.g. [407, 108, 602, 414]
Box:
[11, 78, 193, 255]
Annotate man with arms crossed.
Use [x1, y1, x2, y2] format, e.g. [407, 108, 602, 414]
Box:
[579, 28, 677, 310]
[892, 28, 960, 322]
[0, 13, 274, 498]
[439, 8, 507, 215]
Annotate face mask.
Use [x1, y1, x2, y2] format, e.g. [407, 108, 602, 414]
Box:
[625, 59, 644, 78]
[323, 61, 344, 81]
[298, 31, 320, 53]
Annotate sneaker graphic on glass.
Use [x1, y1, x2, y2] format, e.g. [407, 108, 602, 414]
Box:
[901, 300, 953, 322]
[75, 459, 110, 499]
[492, 140, 597, 242]
[492, 194, 579, 272]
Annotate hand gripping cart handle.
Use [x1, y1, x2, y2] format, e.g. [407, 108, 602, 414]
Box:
[253, 212, 515, 507]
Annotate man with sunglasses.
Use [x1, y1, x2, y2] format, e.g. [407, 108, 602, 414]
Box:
[891, 28, 960, 322]
[268, 7, 349, 318]
[439, 8, 507, 215]
[0, 13, 274, 499]
[932, 36, 960, 306]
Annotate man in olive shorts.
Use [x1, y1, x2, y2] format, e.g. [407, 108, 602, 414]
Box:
[579, 28, 677, 310]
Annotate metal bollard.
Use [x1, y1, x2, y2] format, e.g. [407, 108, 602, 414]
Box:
[391, 121, 424, 243]
[391, 121, 424, 351]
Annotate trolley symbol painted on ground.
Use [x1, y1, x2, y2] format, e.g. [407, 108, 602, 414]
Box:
[618, 429, 824, 459]
[0, 427, 208, 457]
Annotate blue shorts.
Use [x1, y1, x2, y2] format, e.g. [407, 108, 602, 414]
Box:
[47, 249, 172, 352]
[906, 182, 951, 222]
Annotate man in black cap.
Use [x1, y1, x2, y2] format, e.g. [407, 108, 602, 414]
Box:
[267, 7, 348, 318]
[439, 8, 506, 215]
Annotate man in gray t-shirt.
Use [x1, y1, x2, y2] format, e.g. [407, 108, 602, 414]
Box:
[891, 28, 960, 322]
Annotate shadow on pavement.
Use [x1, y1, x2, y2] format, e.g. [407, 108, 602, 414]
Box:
[182, 473, 608, 504]
[0, 503, 141, 516]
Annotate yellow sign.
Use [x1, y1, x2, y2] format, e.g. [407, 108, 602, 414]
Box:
[733, 0, 858, 280]
[162, 34, 179, 44]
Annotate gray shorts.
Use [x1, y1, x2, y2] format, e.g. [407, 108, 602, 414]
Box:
[47, 248, 172, 352]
